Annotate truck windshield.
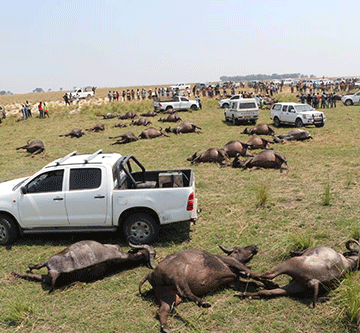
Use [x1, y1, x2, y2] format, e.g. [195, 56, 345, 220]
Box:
[295, 105, 314, 112]
[239, 102, 257, 109]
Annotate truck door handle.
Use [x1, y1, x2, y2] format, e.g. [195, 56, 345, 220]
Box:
[53, 197, 64, 201]
[94, 195, 105, 199]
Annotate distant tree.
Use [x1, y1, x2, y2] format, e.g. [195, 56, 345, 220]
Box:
[48, 89, 52, 92]
[33, 88, 44, 93]
[60, 87, 63, 91]
[220, 73, 302, 82]
[0, 90, 6, 96]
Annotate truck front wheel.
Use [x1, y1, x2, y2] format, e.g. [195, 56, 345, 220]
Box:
[0, 215, 18, 246]
[123, 213, 159, 244]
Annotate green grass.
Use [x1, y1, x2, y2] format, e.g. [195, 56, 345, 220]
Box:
[1, 89, 360, 332]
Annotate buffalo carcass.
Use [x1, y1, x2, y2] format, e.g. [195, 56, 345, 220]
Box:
[158, 113, 182, 123]
[113, 122, 127, 128]
[86, 123, 105, 132]
[187, 148, 229, 166]
[59, 128, 85, 138]
[98, 113, 117, 119]
[241, 124, 275, 136]
[238, 240, 360, 308]
[246, 135, 274, 150]
[13, 240, 156, 293]
[165, 121, 202, 134]
[118, 111, 137, 120]
[140, 111, 158, 117]
[139, 127, 169, 139]
[130, 118, 152, 126]
[16, 140, 45, 156]
[222, 140, 253, 158]
[109, 131, 139, 145]
[273, 129, 313, 143]
[139, 244, 260, 333]
[232, 150, 288, 172]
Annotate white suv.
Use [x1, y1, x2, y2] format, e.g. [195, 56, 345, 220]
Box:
[341, 91, 360, 106]
[270, 102, 326, 128]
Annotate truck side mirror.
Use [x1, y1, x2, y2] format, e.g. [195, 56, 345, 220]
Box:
[20, 186, 27, 194]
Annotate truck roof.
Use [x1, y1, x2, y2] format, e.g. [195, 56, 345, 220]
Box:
[44, 150, 122, 169]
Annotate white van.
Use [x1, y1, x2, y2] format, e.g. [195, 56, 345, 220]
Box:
[224, 98, 259, 125]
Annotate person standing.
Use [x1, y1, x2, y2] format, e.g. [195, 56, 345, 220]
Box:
[38, 102, 44, 118]
[43, 102, 49, 117]
[21, 104, 27, 121]
[108, 91, 112, 102]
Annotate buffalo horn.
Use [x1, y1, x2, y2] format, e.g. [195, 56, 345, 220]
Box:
[128, 238, 156, 269]
[219, 245, 234, 254]
[346, 239, 360, 253]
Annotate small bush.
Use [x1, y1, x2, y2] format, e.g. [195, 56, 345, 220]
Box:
[255, 183, 269, 208]
[323, 181, 331, 206]
[286, 231, 315, 253]
[4, 298, 35, 327]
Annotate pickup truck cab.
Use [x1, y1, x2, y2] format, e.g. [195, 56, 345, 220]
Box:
[0, 150, 197, 245]
[219, 94, 243, 108]
[224, 98, 259, 125]
[270, 102, 326, 128]
[67, 88, 94, 99]
[154, 96, 199, 111]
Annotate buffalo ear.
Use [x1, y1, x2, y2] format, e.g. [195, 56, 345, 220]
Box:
[219, 245, 234, 255]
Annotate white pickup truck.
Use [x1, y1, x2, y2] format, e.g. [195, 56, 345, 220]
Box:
[66, 88, 94, 99]
[0, 150, 197, 245]
[270, 102, 326, 128]
[154, 96, 199, 111]
[169, 83, 190, 90]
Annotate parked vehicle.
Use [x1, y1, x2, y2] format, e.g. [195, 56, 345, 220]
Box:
[224, 98, 259, 125]
[270, 102, 326, 128]
[283, 79, 295, 86]
[341, 91, 360, 106]
[66, 88, 94, 99]
[154, 96, 199, 111]
[169, 83, 190, 90]
[219, 94, 243, 108]
[194, 82, 210, 90]
[0, 150, 197, 245]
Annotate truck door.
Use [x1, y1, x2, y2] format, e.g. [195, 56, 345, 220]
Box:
[280, 104, 291, 122]
[180, 97, 189, 109]
[65, 167, 109, 225]
[18, 169, 69, 227]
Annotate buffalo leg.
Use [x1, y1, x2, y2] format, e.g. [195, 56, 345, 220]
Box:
[28, 262, 47, 272]
[238, 281, 305, 299]
[175, 279, 211, 308]
[155, 287, 181, 333]
[48, 270, 60, 293]
[12, 271, 43, 282]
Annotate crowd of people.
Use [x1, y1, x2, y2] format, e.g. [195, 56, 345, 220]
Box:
[21, 101, 49, 121]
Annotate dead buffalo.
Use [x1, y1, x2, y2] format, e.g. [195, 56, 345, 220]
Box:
[59, 128, 85, 138]
[238, 240, 360, 308]
[86, 123, 105, 132]
[165, 122, 202, 134]
[13, 240, 155, 293]
[98, 113, 117, 119]
[246, 135, 274, 150]
[273, 129, 313, 143]
[109, 131, 139, 145]
[139, 244, 259, 333]
[187, 148, 229, 166]
[241, 124, 275, 136]
[130, 118, 152, 126]
[161, 108, 177, 115]
[140, 111, 157, 117]
[118, 111, 137, 120]
[158, 113, 182, 123]
[113, 122, 127, 128]
[139, 127, 169, 139]
[233, 150, 288, 172]
[16, 140, 45, 156]
[222, 140, 253, 158]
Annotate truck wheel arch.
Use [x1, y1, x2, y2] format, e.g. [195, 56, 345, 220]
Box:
[119, 208, 160, 244]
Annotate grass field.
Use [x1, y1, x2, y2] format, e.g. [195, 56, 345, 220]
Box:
[1, 88, 360, 333]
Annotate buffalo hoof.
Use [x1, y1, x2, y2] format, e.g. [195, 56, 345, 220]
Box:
[262, 280, 279, 290]
[161, 327, 170, 333]
[201, 301, 211, 308]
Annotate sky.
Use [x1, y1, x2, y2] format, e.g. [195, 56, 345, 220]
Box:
[1, 0, 360, 94]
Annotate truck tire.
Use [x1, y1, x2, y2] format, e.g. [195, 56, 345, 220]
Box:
[295, 118, 303, 128]
[123, 213, 159, 244]
[86, 94, 92, 99]
[345, 99, 352, 106]
[223, 103, 229, 109]
[273, 117, 280, 127]
[191, 104, 198, 110]
[0, 214, 18, 246]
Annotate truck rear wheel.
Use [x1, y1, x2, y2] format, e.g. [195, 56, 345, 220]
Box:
[274, 117, 280, 127]
[0, 214, 18, 246]
[123, 213, 159, 244]
[191, 104, 198, 110]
